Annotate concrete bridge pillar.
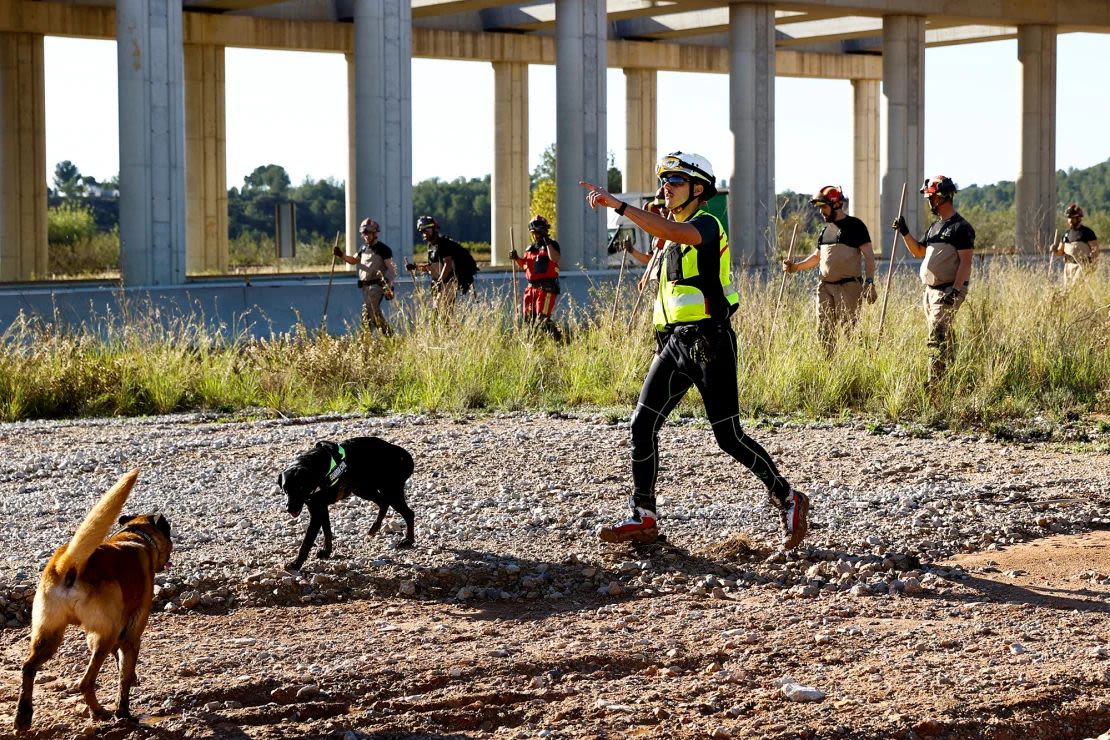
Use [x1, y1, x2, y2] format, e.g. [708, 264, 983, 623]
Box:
[624, 67, 657, 196]
[0, 32, 47, 281]
[184, 43, 228, 274]
[852, 78, 880, 249]
[116, 0, 187, 286]
[881, 15, 925, 239]
[729, 2, 776, 267]
[1016, 25, 1057, 253]
[350, 0, 412, 264]
[555, 0, 607, 269]
[491, 61, 529, 266]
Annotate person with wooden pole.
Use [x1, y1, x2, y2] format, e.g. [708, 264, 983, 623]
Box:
[580, 152, 810, 552]
[333, 217, 396, 334]
[320, 231, 341, 331]
[781, 186, 877, 354]
[891, 175, 976, 386]
[510, 215, 563, 340]
[1050, 204, 1100, 289]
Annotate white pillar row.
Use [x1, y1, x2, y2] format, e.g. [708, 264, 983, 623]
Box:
[1016, 25, 1057, 254]
[881, 15, 925, 239]
[0, 32, 47, 281]
[555, 0, 607, 270]
[624, 67, 657, 196]
[184, 43, 228, 274]
[491, 61, 529, 266]
[728, 3, 776, 268]
[116, 0, 187, 286]
[350, 0, 412, 265]
[852, 78, 881, 249]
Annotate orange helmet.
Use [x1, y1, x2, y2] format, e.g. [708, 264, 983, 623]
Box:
[1065, 203, 1084, 218]
[810, 186, 845, 209]
[920, 175, 957, 199]
[359, 218, 379, 234]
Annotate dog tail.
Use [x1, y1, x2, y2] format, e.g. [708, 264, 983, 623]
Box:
[53, 469, 140, 580]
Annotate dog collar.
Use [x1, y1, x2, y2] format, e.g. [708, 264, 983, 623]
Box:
[326, 444, 347, 487]
[120, 525, 160, 550]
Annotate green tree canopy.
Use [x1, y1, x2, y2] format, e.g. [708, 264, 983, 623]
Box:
[53, 160, 85, 199]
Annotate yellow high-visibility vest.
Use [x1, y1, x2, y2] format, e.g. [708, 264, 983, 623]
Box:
[653, 209, 739, 329]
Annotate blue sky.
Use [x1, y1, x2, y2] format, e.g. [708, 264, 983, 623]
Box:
[45, 33, 1109, 200]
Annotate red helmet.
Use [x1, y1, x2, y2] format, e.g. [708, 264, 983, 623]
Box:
[1065, 203, 1084, 218]
[810, 185, 845, 209]
[528, 215, 550, 234]
[359, 217, 379, 234]
[920, 175, 957, 199]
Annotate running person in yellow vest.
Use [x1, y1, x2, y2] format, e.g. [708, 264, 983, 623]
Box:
[781, 186, 877, 352]
[333, 217, 396, 334]
[1052, 203, 1100, 288]
[891, 175, 975, 385]
[580, 152, 810, 551]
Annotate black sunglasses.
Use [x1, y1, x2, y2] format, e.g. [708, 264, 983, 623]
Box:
[659, 173, 690, 186]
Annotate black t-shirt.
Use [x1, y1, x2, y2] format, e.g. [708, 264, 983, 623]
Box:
[689, 212, 729, 321]
[1065, 225, 1098, 244]
[818, 215, 871, 248]
[360, 241, 392, 260]
[529, 237, 560, 255]
[919, 213, 975, 250]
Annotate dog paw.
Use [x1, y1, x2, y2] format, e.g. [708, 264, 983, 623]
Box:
[285, 561, 303, 572]
[394, 538, 415, 550]
[13, 705, 32, 731]
[113, 709, 135, 722]
[315, 549, 332, 560]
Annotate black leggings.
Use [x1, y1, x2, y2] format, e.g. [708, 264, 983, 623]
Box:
[630, 322, 791, 511]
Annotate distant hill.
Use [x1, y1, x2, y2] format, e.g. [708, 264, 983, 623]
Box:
[959, 157, 1110, 212]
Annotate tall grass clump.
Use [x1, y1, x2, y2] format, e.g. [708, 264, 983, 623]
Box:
[0, 261, 1106, 426]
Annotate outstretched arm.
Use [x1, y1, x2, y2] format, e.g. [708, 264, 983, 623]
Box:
[580, 181, 703, 246]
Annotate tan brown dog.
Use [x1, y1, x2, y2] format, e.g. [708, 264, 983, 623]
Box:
[14, 469, 172, 731]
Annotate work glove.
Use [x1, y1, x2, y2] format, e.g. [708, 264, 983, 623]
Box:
[332, 246, 344, 258]
[781, 260, 795, 274]
[891, 216, 909, 236]
[622, 240, 635, 254]
[405, 262, 417, 272]
[864, 281, 878, 304]
[939, 287, 959, 306]
[509, 249, 520, 261]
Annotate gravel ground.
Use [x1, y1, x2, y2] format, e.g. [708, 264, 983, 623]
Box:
[0, 411, 1109, 739]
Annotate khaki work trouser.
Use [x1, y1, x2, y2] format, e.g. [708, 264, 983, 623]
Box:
[922, 285, 966, 384]
[360, 285, 391, 334]
[816, 280, 863, 352]
[1063, 255, 1096, 288]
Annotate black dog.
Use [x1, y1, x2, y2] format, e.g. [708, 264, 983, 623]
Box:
[277, 437, 415, 570]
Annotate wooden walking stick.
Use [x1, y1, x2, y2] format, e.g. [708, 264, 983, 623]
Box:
[766, 221, 799, 355]
[878, 183, 908, 337]
[1047, 227, 1059, 276]
[509, 227, 520, 327]
[610, 238, 630, 328]
[320, 230, 341, 331]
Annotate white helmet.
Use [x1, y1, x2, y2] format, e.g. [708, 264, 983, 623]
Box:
[657, 152, 716, 200]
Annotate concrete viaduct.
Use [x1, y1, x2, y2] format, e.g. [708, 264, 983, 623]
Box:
[0, 0, 1107, 286]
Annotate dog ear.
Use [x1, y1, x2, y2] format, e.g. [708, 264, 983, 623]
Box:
[118, 514, 135, 526]
[276, 472, 285, 490]
[154, 514, 171, 537]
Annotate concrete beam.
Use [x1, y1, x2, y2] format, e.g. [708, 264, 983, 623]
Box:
[729, 2, 776, 268]
[0, 32, 47, 281]
[556, 0, 608, 270]
[184, 43, 229, 274]
[851, 78, 879, 249]
[776, 16, 883, 46]
[491, 61, 529, 266]
[729, 0, 1110, 29]
[116, 0, 188, 287]
[350, 0, 413, 266]
[925, 24, 1017, 47]
[1015, 25, 1056, 254]
[0, 4, 883, 79]
[624, 67, 657, 195]
[881, 15, 924, 245]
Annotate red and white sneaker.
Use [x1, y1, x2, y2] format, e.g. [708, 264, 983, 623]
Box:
[780, 490, 810, 550]
[598, 508, 659, 544]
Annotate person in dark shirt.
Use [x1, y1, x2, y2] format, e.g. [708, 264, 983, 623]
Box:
[408, 216, 479, 306]
[334, 217, 395, 334]
[1052, 203, 1100, 287]
[580, 152, 810, 553]
[782, 186, 877, 352]
[892, 175, 976, 386]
